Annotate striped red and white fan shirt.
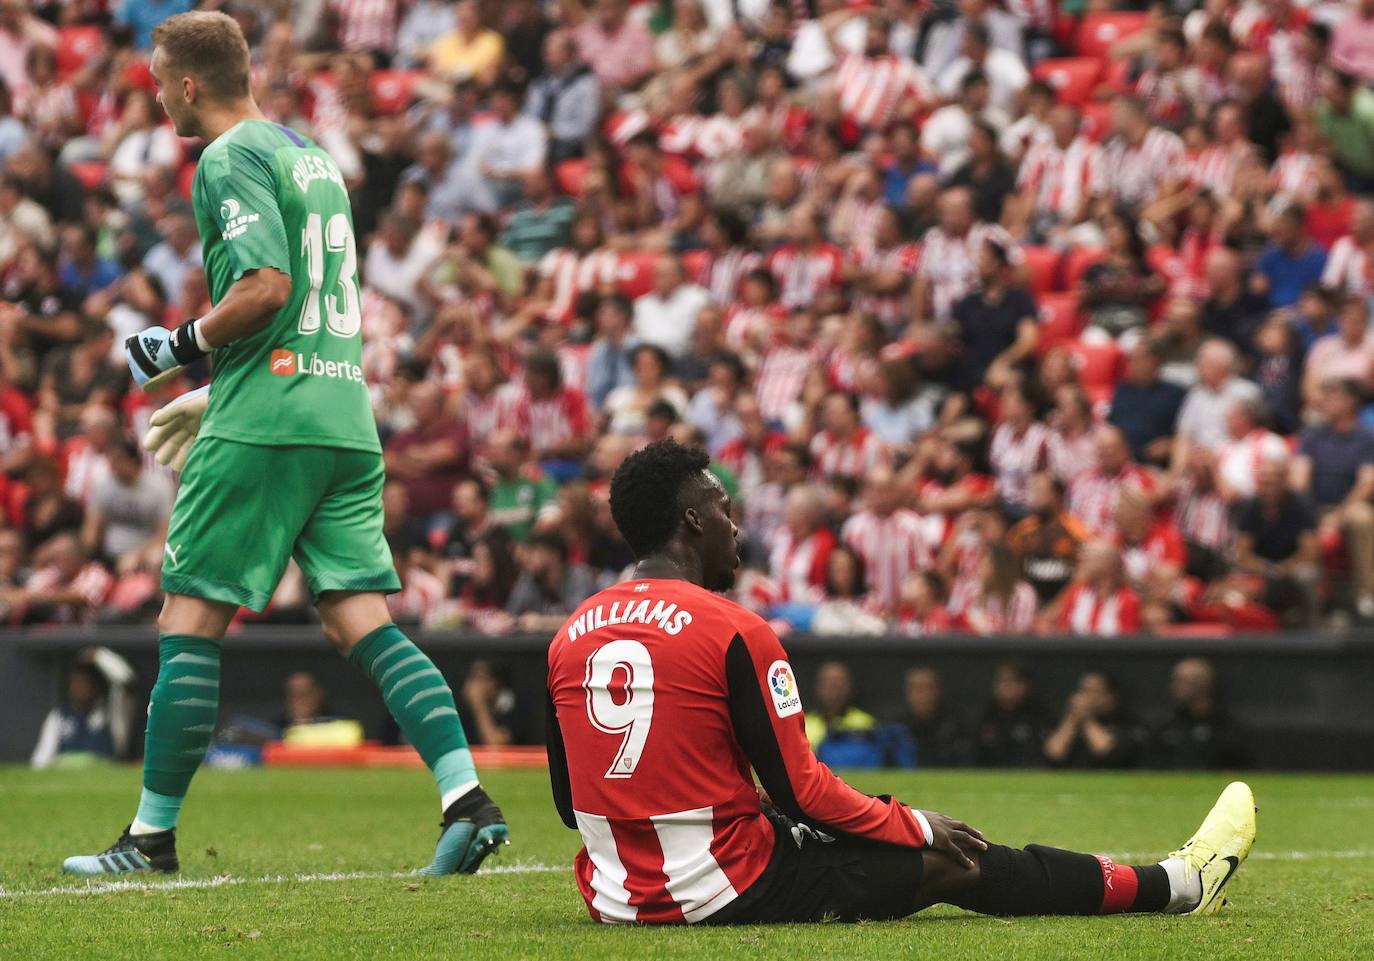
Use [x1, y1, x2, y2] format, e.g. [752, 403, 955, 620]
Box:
[1096, 128, 1185, 208]
[1067, 464, 1156, 538]
[1059, 582, 1141, 636]
[540, 247, 622, 324]
[918, 223, 1019, 321]
[809, 427, 891, 481]
[832, 53, 932, 130]
[841, 508, 934, 611]
[990, 421, 1051, 510]
[1017, 135, 1100, 220]
[1321, 235, 1374, 298]
[766, 242, 845, 310]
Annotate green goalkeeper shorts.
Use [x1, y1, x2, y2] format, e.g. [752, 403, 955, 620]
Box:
[161, 437, 401, 612]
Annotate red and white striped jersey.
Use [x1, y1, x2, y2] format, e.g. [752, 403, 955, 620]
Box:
[460, 385, 522, 449]
[766, 243, 845, 310]
[547, 579, 931, 924]
[1067, 464, 1155, 537]
[918, 223, 1019, 321]
[62, 439, 111, 508]
[1117, 520, 1187, 588]
[502, 385, 593, 455]
[832, 53, 932, 130]
[1271, 150, 1319, 202]
[1186, 142, 1253, 196]
[851, 242, 921, 328]
[755, 344, 817, 423]
[990, 421, 1051, 509]
[809, 427, 890, 481]
[768, 527, 837, 604]
[1174, 479, 1233, 550]
[1218, 429, 1288, 500]
[1048, 428, 1097, 484]
[1017, 136, 1100, 220]
[331, 0, 398, 53]
[1321, 235, 1374, 298]
[701, 247, 763, 306]
[540, 247, 622, 324]
[948, 579, 1039, 634]
[841, 508, 934, 611]
[1097, 129, 1185, 208]
[22, 561, 113, 622]
[1059, 582, 1141, 636]
[723, 304, 786, 357]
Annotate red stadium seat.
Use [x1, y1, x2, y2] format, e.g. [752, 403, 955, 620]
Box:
[1063, 246, 1106, 290]
[1079, 100, 1114, 141]
[369, 69, 423, 115]
[616, 252, 658, 298]
[1021, 245, 1062, 295]
[554, 158, 588, 197]
[1103, 57, 1135, 93]
[68, 161, 108, 190]
[1036, 292, 1083, 356]
[1066, 338, 1122, 400]
[1031, 58, 1102, 107]
[1075, 12, 1149, 60]
[56, 25, 104, 82]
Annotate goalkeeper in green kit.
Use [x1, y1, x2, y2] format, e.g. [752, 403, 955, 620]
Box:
[63, 11, 507, 877]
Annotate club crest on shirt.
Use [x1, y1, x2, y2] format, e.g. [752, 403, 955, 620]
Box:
[768, 660, 802, 718]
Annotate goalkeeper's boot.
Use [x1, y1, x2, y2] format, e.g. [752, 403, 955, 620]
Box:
[1168, 781, 1257, 915]
[419, 786, 509, 876]
[63, 826, 179, 876]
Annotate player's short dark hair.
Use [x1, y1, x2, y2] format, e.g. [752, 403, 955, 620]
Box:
[152, 11, 251, 101]
[610, 439, 713, 558]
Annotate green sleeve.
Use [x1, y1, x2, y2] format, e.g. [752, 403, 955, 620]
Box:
[488, 247, 524, 298]
[201, 143, 292, 283]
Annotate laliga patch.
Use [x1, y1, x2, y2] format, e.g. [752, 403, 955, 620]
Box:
[767, 660, 802, 718]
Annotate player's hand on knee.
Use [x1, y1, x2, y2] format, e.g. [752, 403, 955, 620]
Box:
[920, 810, 988, 870]
[143, 385, 209, 472]
[126, 321, 208, 388]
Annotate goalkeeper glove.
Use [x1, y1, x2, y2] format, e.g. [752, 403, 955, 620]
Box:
[141, 385, 209, 472]
[125, 320, 210, 388]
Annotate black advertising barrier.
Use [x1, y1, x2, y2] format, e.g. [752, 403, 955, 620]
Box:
[3, 627, 1372, 769]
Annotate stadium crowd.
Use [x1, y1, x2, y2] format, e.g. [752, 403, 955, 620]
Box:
[4, 0, 1374, 636]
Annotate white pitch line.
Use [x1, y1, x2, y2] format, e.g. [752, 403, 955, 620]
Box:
[0, 862, 564, 901]
[5, 850, 1373, 902]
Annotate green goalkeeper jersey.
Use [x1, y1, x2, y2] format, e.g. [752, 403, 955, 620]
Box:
[191, 119, 379, 453]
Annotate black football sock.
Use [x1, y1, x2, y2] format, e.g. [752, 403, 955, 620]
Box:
[949, 844, 1172, 916]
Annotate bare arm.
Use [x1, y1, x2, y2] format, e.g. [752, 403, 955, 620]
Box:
[197, 268, 293, 348]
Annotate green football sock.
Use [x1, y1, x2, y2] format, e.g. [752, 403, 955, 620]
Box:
[348, 624, 478, 809]
[134, 634, 221, 833]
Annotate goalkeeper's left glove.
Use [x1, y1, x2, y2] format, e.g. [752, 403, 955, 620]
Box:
[141, 385, 209, 472]
[125, 319, 210, 388]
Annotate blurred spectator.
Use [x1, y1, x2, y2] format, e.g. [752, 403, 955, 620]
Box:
[1007, 472, 1089, 605]
[80, 435, 170, 575]
[901, 666, 966, 768]
[1293, 378, 1374, 617]
[951, 238, 1037, 392]
[1254, 203, 1327, 309]
[893, 570, 952, 636]
[769, 484, 835, 605]
[1048, 539, 1142, 637]
[460, 659, 533, 745]
[973, 659, 1049, 768]
[484, 430, 559, 543]
[1302, 294, 1374, 409]
[1114, 487, 1186, 631]
[383, 381, 469, 518]
[279, 672, 332, 728]
[1068, 425, 1156, 537]
[523, 30, 599, 163]
[804, 660, 912, 769]
[1044, 671, 1142, 769]
[30, 649, 137, 769]
[569, 0, 654, 92]
[1234, 456, 1320, 624]
[1172, 339, 1261, 470]
[6, 532, 111, 623]
[989, 384, 1048, 519]
[499, 167, 575, 263]
[632, 255, 709, 361]
[1316, 69, 1374, 190]
[20, 454, 82, 551]
[603, 343, 687, 437]
[504, 530, 595, 631]
[948, 541, 1037, 635]
[810, 543, 886, 636]
[1146, 658, 1249, 770]
[841, 465, 929, 614]
[429, 0, 505, 84]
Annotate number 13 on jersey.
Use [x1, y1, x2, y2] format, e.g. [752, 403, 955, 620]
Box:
[297, 211, 361, 338]
[583, 640, 656, 779]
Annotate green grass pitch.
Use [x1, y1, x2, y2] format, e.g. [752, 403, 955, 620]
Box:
[2, 767, 1371, 960]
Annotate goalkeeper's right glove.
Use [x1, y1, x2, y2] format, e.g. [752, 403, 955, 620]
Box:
[141, 385, 209, 472]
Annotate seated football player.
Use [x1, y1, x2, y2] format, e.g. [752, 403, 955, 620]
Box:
[545, 439, 1256, 925]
